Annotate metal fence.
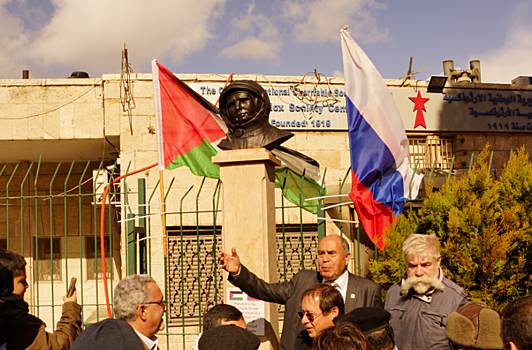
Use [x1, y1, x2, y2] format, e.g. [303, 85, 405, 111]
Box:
[4, 143, 510, 349]
[0, 158, 333, 349]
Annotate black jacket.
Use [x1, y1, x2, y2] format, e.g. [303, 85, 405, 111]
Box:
[229, 266, 383, 350]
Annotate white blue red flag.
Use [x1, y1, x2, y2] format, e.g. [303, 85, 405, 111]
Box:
[340, 27, 422, 250]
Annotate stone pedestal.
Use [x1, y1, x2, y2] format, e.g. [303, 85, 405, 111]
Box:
[212, 148, 281, 350]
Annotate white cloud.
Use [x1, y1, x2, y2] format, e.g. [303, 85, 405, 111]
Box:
[0, 0, 226, 78]
[282, 0, 388, 44]
[333, 69, 343, 77]
[219, 37, 281, 63]
[218, 3, 282, 64]
[471, 25, 532, 83]
[0, 0, 29, 77]
[470, 2, 532, 83]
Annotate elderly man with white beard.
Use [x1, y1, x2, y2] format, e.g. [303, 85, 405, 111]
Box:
[385, 234, 469, 350]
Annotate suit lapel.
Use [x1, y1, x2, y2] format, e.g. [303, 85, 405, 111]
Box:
[344, 274, 359, 312]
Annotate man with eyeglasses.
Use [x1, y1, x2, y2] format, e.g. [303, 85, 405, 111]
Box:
[296, 284, 345, 350]
[218, 234, 382, 350]
[71, 274, 167, 350]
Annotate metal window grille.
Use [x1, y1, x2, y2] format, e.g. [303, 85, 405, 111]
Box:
[276, 224, 319, 317]
[166, 224, 319, 325]
[277, 224, 319, 281]
[34, 237, 61, 281]
[167, 226, 223, 326]
[86, 235, 111, 280]
[408, 136, 454, 170]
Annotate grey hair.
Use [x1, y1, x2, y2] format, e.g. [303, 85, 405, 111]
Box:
[403, 233, 440, 261]
[341, 237, 350, 256]
[114, 274, 157, 322]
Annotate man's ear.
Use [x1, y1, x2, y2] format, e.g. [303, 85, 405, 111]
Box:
[137, 304, 148, 321]
[510, 342, 519, 350]
[330, 306, 339, 319]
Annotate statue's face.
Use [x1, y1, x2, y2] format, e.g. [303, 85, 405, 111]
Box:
[225, 91, 256, 124]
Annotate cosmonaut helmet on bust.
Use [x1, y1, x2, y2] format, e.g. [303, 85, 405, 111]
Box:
[218, 80, 292, 150]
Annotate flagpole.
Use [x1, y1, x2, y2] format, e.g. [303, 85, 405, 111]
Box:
[159, 170, 168, 258]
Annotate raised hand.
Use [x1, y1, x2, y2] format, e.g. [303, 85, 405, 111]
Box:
[217, 247, 241, 275]
[63, 289, 77, 303]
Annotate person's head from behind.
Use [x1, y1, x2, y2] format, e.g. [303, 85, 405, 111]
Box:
[203, 304, 246, 332]
[446, 301, 502, 350]
[366, 326, 395, 350]
[199, 324, 260, 350]
[113, 274, 167, 338]
[313, 322, 372, 350]
[300, 283, 345, 338]
[335, 307, 394, 350]
[501, 295, 532, 350]
[0, 249, 28, 298]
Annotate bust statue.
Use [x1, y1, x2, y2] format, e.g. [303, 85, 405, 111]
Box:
[218, 80, 293, 150]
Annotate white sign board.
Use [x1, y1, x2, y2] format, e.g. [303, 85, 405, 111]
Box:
[226, 287, 265, 336]
[189, 81, 532, 133]
[188, 82, 348, 130]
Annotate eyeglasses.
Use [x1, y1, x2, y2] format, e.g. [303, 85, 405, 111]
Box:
[147, 300, 167, 308]
[298, 310, 322, 322]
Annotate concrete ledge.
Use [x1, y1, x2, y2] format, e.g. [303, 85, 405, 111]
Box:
[213, 148, 281, 166]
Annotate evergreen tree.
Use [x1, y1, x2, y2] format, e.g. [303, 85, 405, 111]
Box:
[369, 146, 532, 311]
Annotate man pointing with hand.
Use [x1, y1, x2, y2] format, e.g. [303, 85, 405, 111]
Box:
[218, 235, 383, 350]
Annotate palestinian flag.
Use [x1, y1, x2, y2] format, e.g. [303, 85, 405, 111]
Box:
[272, 147, 325, 214]
[229, 290, 244, 301]
[152, 60, 227, 178]
[152, 60, 325, 211]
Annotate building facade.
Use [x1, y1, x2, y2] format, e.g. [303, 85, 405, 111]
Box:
[1, 71, 531, 348]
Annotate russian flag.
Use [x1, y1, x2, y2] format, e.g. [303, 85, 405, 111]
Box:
[340, 27, 422, 250]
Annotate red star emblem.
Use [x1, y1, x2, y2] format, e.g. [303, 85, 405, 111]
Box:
[409, 91, 429, 128]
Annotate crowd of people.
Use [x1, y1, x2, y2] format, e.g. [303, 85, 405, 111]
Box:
[0, 233, 531, 350]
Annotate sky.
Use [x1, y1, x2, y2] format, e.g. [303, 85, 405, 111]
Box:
[1, 0, 532, 83]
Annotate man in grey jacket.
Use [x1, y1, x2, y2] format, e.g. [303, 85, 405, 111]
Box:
[385, 234, 468, 350]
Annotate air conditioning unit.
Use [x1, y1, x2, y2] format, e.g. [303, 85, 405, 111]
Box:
[92, 168, 120, 206]
[511, 76, 532, 85]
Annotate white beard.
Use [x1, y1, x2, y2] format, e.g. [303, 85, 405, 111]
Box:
[400, 275, 445, 295]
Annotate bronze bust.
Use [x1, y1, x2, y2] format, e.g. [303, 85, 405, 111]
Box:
[218, 80, 293, 150]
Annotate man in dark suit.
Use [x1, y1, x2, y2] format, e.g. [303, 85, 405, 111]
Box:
[218, 235, 383, 350]
[70, 274, 167, 350]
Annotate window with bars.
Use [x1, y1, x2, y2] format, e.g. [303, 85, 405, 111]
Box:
[34, 237, 61, 281]
[408, 136, 454, 171]
[276, 224, 319, 318]
[167, 226, 223, 326]
[86, 236, 111, 280]
[276, 224, 319, 282]
[166, 224, 319, 325]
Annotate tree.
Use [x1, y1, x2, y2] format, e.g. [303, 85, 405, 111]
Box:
[369, 146, 532, 311]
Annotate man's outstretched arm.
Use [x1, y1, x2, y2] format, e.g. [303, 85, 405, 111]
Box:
[218, 248, 296, 304]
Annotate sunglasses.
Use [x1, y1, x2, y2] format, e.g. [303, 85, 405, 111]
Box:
[298, 310, 323, 322]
